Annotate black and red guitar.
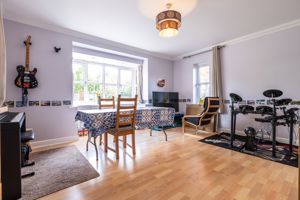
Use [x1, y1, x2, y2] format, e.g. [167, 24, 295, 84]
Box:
[15, 36, 38, 105]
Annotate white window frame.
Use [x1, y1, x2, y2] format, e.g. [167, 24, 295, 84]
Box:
[193, 64, 212, 104]
[72, 59, 137, 105]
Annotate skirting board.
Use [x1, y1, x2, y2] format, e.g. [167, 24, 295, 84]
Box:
[31, 136, 79, 150]
[219, 128, 299, 146]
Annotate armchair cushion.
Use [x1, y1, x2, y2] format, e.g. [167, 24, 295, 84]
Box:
[185, 117, 200, 126]
[203, 97, 220, 109]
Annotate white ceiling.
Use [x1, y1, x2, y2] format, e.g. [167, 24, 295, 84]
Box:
[3, 0, 300, 59]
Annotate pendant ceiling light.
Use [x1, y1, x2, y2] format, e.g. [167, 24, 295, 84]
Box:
[156, 3, 181, 38]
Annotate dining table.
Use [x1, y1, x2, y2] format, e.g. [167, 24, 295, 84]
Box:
[75, 106, 175, 158]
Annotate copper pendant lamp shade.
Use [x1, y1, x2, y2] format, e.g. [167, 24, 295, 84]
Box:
[156, 4, 181, 37]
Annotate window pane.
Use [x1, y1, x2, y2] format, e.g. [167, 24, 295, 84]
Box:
[87, 82, 96, 94]
[87, 83, 103, 102]
[120, 70, 132, 85]
[120, 85, 132, 97]
[193, 85, 198, 103]
[73, 82, 84, 101]
[73, 63, 84, 81]
[104, 85, 118, 98]
[199, 66, 210, 83]
[193, 67, 197, 86]
[199, 84, 210, 99]
[88, 64, 103, 82]
[87, 82, 103, 93]
[105, 67, 118, 84]
[88, 93, 100, 103]
[94, 83, 103, 94]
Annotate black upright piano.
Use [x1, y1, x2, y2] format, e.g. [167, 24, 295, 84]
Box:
[0, 111, 26, 200]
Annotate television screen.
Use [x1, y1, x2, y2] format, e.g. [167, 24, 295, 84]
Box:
[152, 92, 179, 112]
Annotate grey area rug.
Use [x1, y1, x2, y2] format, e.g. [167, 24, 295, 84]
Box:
[21, 146, 100, 200]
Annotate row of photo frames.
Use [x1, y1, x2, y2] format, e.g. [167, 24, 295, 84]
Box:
[222, 99, 300, 106]
[4, 100, 72, 108]
[146, 99, 192, 104]
[179, 99, 192, 103]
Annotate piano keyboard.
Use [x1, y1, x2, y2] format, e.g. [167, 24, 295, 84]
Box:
[0, 112, 19, 122]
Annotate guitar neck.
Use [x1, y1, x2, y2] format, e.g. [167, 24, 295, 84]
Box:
[25, 44, 30, 72]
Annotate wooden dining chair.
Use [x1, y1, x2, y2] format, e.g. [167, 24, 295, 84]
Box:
[98, 96, 115, 145]
[104, 95, 138, 159]
[98, 96, 115, 109]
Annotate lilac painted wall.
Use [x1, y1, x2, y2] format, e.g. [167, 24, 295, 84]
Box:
[173, 26, 300, 141]
[220, 26, 300, 140]
[4, 19, 174, 141]
[173, 52, 212, 112]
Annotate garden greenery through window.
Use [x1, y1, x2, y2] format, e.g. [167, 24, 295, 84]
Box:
[72, 52, 138, 105]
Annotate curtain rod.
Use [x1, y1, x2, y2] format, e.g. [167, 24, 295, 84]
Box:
[182, 45, 226, 59]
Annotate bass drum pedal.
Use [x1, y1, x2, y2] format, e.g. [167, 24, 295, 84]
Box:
[242, 127, 257, 152]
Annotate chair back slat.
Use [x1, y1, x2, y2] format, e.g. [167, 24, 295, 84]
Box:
[101, 98, 115, 101]
[119, 106, 136, 110]
[119, 121, 133, 127]
[119, 113, 135, 118]
[116, 95, 138, 130]
[101, 104, 114, 108]
[99, 96, 115, 109]
[118, 98, 137, 102]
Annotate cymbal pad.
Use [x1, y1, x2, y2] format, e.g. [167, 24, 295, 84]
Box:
[263, 89, 283, 98]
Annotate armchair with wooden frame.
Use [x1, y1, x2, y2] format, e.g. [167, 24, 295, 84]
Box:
[182, 97, 221, 134]
[104, 95, 138, 159]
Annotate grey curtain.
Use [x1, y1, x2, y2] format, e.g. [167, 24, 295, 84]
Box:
[0, 3, 6, 107]
[212, 46, 223, 113]
[137, 65, 143, 103]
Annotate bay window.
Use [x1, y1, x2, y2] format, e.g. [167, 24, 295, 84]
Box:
[72, 52, 137, 105]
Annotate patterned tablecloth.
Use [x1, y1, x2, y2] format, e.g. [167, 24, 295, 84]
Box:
[75, 107, 175, 137]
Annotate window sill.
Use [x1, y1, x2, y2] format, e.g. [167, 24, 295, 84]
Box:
[71, 103, 99, 109]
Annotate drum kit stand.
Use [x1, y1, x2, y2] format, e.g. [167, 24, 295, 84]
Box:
[229, 89, 299, 158]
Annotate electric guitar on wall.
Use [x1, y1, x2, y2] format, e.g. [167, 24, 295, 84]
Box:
[15, 35, 38, 105]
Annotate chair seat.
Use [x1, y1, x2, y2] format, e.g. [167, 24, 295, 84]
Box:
[108, 125, 134, 135]
[21, 130, 35, 143]
[185, 117, 200, 126]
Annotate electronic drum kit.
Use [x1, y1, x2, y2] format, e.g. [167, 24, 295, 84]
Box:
[229, 89, 299, 158]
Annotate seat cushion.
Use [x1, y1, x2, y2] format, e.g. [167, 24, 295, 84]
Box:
[21, 130, 35, 143]
[185, 117, 200, 126]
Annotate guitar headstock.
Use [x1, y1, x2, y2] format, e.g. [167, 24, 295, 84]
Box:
[24, 35, 32, 46]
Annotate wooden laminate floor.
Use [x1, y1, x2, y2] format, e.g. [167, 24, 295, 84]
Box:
[41, 128, 298, 200]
